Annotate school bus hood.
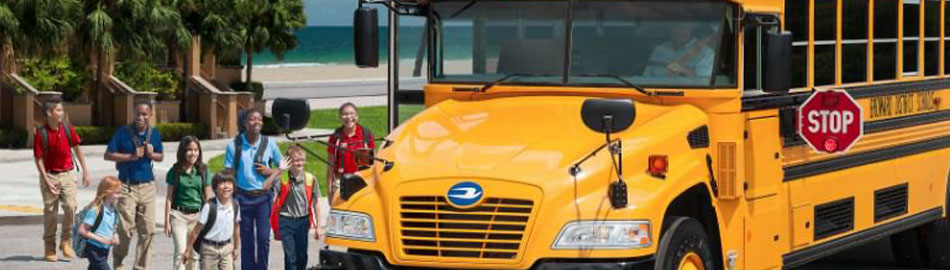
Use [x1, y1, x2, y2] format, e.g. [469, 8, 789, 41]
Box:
[380, 96, 707, 182]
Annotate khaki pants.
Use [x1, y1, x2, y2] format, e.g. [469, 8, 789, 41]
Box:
[113, 182, 156, 270]
[171, 210, 199, 270]
[41, 171, 77, 247]
[200, 242, 234, 270]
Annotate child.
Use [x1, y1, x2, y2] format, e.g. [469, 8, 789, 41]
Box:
[264, 145, 321, 270]
[79, 176, 122, 270]
[165, 136, 213, 270]
[184, 171, 241, 270]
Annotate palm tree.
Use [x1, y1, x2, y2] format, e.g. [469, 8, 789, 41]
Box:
[0, 0, 80, 73]
[77, 0, 189, 124]
[239, 0, 306, 84]
[175, 0, 243, 76]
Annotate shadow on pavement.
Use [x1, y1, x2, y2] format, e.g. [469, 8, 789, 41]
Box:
[1, 255, 56, 262]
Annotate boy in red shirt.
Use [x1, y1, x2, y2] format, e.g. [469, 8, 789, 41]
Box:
[33, 97, 92, 262]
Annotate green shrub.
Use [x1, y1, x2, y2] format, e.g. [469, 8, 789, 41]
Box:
[18, 57, 89, 101]
[230, 81, 264, 100]
[73, 126, 118, 145]
[0, 128, 29, 148]
[115, 61, 181, 101]
[155, 122, 209, 141]
[73, 123, 208, 145]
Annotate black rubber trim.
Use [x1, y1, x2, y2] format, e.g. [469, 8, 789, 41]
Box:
[784, 136, 950, 181]
[396, 90, 424, 105]
[782, 207, 943, 269]
[783, 110, 950, 147]
[742, 78, 950, 111]
[865, 110, 950, 133]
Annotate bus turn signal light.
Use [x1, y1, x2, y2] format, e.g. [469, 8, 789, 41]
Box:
[647, 155, 668, 178]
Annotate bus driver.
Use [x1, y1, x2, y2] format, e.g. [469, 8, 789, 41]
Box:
[643, 24, 715, 78]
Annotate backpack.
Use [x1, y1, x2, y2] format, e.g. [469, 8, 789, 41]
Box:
[119, 124, 154, 178]
[331, 126, 374, 170]
[37, 123, 79, 172]
[71, 205, 110, 258]
[124, 124, 154, 149]
[193, 198, 239, 251]
[233, 134, 272, 171]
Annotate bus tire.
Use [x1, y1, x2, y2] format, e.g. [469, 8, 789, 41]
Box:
[921, 175, 950, 268]
[890, 228, 930, 268]
[654, 217, 716, 270]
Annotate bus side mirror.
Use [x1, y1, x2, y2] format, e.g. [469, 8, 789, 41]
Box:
[268, 98, 311, 132]
[581, 99, 636, 134]
[354, 7, 379, 68]
[762, 31, 792, 93]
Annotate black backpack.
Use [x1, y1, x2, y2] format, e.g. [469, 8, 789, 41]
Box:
[193, 198, 239, 251]
[233, 135, 272, 172]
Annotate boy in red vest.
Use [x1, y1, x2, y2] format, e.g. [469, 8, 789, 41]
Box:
[262, 145, 320, 270]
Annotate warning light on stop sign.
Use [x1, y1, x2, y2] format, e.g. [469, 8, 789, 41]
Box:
[798, 89, 864, 153]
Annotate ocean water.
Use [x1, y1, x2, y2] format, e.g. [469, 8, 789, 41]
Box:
[248, 26, 472, 67]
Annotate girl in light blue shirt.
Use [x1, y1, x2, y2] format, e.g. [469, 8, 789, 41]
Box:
[79, 176, 123, 270]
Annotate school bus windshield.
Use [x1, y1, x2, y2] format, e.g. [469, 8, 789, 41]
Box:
[430, 0, 738, 88]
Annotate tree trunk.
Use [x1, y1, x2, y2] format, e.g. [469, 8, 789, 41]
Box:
[245, 46, 253, 84]
[95, 47, 105, 126]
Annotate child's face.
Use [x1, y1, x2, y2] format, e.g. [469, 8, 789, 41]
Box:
[216, 181, 234, 199]
[185, 142, 200, 166]
[105, 190, 122, 204]
[290, 152, 306, 172]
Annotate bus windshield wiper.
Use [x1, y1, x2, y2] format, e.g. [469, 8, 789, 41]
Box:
[574, 74, 653, 96]
[480, 73, 540, 93]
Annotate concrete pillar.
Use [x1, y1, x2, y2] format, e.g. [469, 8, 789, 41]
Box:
[202, 48, 216, 79]
[13, 94, 34, 146]
[199, 94, 217, 138]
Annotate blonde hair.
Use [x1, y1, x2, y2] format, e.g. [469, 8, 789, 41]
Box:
[88, 176, 122, 209]
[286, 144, 305, 158]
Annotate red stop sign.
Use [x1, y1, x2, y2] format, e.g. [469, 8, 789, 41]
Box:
[798, 89, 864, 153]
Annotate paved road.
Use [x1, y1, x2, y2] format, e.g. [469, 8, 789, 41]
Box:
[262, 78, 425, 100]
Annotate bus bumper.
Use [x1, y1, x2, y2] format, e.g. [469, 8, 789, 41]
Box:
[316, 249, 655, 270]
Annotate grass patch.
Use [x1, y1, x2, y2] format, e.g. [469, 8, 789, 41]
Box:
[208, 105, 425, 196]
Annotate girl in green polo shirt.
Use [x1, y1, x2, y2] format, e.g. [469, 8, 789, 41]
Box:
[164, 136, 212, 270]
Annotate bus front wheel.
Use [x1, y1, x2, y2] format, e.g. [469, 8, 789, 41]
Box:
[654, 217, 716, 270]
[892, 176, 950, 268]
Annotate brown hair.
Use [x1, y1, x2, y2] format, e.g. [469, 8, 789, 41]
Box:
[43, 97, 63, 114]
[212, 169, 236, 190]
[174, 136, 206, 176]
[338, 102, 358, 115]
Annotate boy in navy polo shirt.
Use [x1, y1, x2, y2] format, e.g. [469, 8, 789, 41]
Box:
[104, 102, 164, 270]
[223, 109, 281, 270]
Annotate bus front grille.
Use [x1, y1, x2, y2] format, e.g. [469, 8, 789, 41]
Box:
[398, 196, 534, 261]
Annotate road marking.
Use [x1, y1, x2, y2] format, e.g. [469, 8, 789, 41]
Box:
[0, 205, 44, 214]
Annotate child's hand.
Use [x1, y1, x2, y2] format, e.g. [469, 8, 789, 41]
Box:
[182, 250, 191, 264]
[279, 156, 292, 171]
[111, 235, 120, 245]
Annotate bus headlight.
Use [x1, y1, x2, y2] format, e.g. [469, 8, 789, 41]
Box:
[552, 221, 651, 249]
[326, 210, 375, 242]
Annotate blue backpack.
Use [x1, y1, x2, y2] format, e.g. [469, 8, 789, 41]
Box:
[71, 205, 111, 258]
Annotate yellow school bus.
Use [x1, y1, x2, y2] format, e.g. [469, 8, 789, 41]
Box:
[315, 0, 950, 269]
